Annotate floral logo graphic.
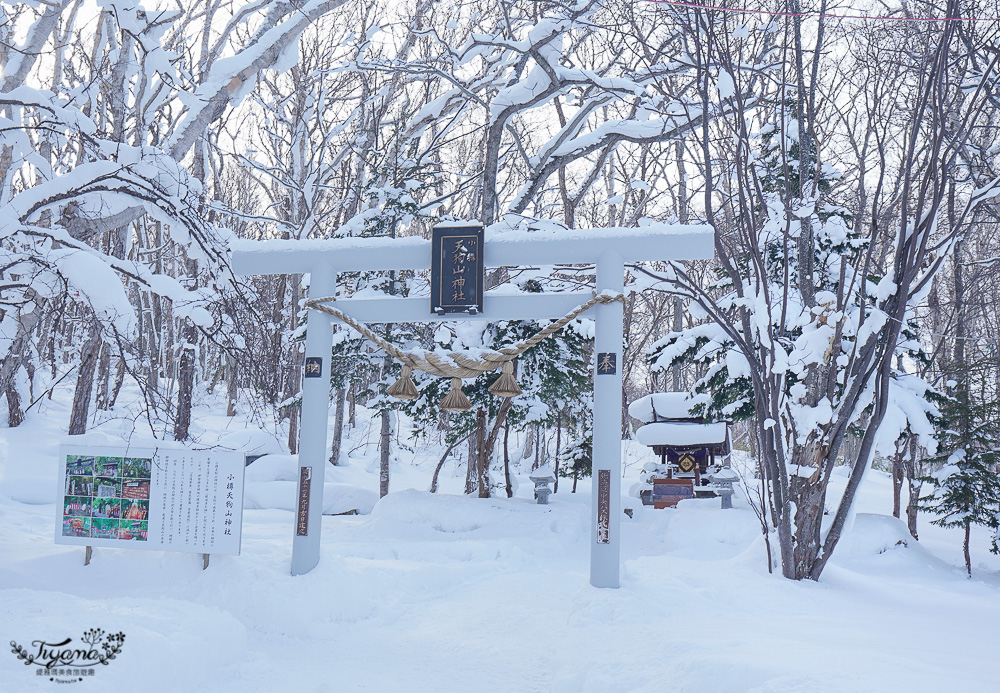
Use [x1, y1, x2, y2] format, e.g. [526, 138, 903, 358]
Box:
[10, 628, 125, 683]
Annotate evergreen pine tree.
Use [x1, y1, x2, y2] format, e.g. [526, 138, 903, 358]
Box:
[558, 425, 592, 493]
[647, 106, 858, 424]
[919, 383, 1000, 577]
[402, 305, 592, 496]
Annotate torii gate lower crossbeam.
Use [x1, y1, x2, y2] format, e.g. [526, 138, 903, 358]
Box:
[232, 224, 714, 588]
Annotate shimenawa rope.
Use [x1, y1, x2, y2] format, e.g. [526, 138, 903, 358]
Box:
[302, 292, 624, 381]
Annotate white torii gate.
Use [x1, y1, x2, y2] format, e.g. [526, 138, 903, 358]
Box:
[232, 224, 713, 588]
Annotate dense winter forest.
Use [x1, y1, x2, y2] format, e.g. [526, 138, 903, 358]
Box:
[2, 0, 1000, 581]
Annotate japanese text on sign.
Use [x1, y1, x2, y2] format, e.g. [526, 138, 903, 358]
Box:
[296, 466, 312, 537]
[597, 469, 611, 544]
[596, 352, 617, 375]
[56, 446, 244, 555]
[431, 225, 484, 314]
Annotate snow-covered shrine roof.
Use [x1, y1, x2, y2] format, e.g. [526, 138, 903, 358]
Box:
[628, 392, 708, 423]
[629, 392, 730, 453]
[635, 422, 729, 447]
[635, 422, 729, 448]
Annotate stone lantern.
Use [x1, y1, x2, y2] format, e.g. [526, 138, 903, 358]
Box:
[708, 467, 740, 509]
[528, 466, 556, 505]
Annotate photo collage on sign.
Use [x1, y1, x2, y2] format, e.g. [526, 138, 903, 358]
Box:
[62, 455, 152, 541]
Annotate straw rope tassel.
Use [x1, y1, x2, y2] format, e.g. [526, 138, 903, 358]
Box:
[386, 364, 419, 400]
[488, 360, 522, 398]
[439, 378, 472, 412]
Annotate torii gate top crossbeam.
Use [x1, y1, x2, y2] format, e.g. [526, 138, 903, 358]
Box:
[230, 223, 714, 276]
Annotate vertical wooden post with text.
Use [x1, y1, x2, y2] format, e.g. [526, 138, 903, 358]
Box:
[591, 251, 624, 588]
[292, 263, 335, 576]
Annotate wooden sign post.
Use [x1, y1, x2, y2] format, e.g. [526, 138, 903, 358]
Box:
[56, 446, 245, 559]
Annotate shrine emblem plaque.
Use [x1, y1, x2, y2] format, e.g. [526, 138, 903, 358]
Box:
[431, 225, 484, 314]
[669, 448, 707, 474]
[677, 451, 697, 473]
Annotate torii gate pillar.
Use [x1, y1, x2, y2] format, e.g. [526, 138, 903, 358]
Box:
[232, 224, 714, 586]
[591, 250, 624, 588]
[292, 261, 335, 576]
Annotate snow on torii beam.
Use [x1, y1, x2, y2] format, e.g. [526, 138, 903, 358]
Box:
[231, 224, 714, 587]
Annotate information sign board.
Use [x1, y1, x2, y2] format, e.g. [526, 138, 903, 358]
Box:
[431, 225, 484, 314]
[55, 446, 244, 555]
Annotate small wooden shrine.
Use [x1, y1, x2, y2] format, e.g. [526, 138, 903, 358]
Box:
[629, 393, 731, 507]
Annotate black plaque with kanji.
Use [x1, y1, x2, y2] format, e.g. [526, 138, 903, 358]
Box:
[596, 352, 617, 375]
[431, 225, 484, 315]
[304, 357, 323, 378]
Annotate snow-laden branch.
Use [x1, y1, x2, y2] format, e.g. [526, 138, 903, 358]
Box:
[167, 0, 349, 160]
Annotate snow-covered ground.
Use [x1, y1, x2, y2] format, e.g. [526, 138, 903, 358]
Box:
[2, 386, 999, 692]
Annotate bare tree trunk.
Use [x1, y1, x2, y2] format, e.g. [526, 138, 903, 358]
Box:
[348, 381, 356, 428]
[465, 432, 477, 494]
[533, 424, 541, 470]
[786, 471, 826, 580]
[330, 386, 346, 465]
[906, 473, 920, 540]
[476, 407, 489, 498]
[0, 298, 43, 406]
[107, 357, 125, 409]
[503, 422, 512, 498]
[477, 397, 515, 499]
[287, 404, 299, 455]
[521, 424, 534, 462]
[671, 298, 684, 391]
[144, 292, 161, 395]
[963, 523, 972, 578]
[94, 342, 110, 410]
[379, 408, 391, 498]
[69, 328, 101, 435]
[553, 411, 562, 493]
[5, 381, 24, 427]
[173, 323, 197, 441]
[891, 454, 903, 519]
[226, 353, 238, 417]
[430, 432, 472, 493]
